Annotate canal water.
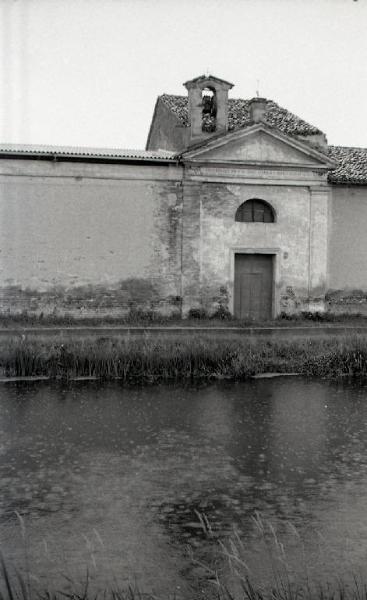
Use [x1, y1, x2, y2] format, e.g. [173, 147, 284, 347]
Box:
[1, 378, 367, 597]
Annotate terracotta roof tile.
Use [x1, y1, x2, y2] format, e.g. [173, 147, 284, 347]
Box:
[328, 146, 367, 185]
[161, 94, 323, 137]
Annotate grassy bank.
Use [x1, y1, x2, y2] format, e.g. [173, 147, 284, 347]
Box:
[2, 335, 367, 381]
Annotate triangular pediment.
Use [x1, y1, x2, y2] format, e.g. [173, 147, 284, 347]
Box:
[182, 124, 335, 169]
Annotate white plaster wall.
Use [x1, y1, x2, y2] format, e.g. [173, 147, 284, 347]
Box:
[329, 186, 367, 290]
[0, 177, 156, 289]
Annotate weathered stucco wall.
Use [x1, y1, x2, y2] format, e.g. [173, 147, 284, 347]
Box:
[181, 179, 330, 316]
[198, 132, 322, 165]
[2, 153, 362, 321]
[146, 99, 189, 153]
[328, 185, 367, 314]
[0, 159, 183, 317]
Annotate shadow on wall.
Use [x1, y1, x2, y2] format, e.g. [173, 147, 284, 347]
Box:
[0, 279, 182, 318]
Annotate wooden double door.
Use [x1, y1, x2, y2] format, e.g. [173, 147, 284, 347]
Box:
[234, 254, 273, 320]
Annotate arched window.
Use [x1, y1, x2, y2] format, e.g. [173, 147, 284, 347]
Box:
[235, 199, 275, 223]
[201, 87, 217, 132]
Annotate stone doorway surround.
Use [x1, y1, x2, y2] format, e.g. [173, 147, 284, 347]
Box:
[229, 247, 281, 318]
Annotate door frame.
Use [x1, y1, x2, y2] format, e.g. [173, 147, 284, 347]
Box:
[229, 247, 281, 318]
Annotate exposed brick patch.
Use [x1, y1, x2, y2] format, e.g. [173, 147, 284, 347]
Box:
[0, 280, 182, 318]
[325, 289, 367, 315]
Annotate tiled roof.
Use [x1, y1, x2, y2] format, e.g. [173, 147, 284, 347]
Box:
[161, 94, 323, 137]
[0, 143, 177, 161]
[328, 146, 367, 184]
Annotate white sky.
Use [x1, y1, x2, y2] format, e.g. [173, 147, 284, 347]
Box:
[1, 0, 366, 150]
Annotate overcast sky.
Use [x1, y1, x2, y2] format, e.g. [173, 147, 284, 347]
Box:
[1, 0, 366, 150]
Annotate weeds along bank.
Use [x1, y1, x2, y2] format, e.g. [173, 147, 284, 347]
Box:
[1, 310, 367, 327]
[1, 335, 367, 380]
[1, 515, 367, 600]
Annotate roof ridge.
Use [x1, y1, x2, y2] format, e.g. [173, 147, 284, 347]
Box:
[0, 142, 175, 153]
[329, 144, 367, 151]
[161, 93, 186, 98]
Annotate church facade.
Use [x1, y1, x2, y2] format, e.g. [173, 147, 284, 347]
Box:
[1, 74, 367, 320]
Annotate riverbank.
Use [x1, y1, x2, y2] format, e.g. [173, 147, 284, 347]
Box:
[2, 334, 367, 381]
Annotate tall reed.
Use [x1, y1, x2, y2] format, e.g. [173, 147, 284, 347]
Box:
[1, 335, 367, 381]
[2, 516, 367, 600]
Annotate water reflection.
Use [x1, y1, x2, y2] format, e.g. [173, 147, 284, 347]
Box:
[1, 379, 367, 595]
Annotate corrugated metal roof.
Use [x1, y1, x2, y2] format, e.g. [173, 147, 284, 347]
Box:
[0, 143, 178, 161]
[1, 143, 366, 185]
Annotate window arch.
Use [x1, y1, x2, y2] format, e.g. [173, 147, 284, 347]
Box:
[235, 199, 275, 223]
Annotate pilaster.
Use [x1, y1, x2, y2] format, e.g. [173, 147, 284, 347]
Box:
[181, 181, 202, 314]
[308, 186, 331, 310]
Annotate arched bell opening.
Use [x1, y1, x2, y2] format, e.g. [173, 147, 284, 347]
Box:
[201, 87, 217, 133]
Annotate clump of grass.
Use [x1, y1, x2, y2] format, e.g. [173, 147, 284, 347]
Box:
[0, 557, 156, 600]
[1, 335, 367, 381]
[278, 311, 367, 323]
[222, 521, 367, 600]
[201, 512, 367, 600]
